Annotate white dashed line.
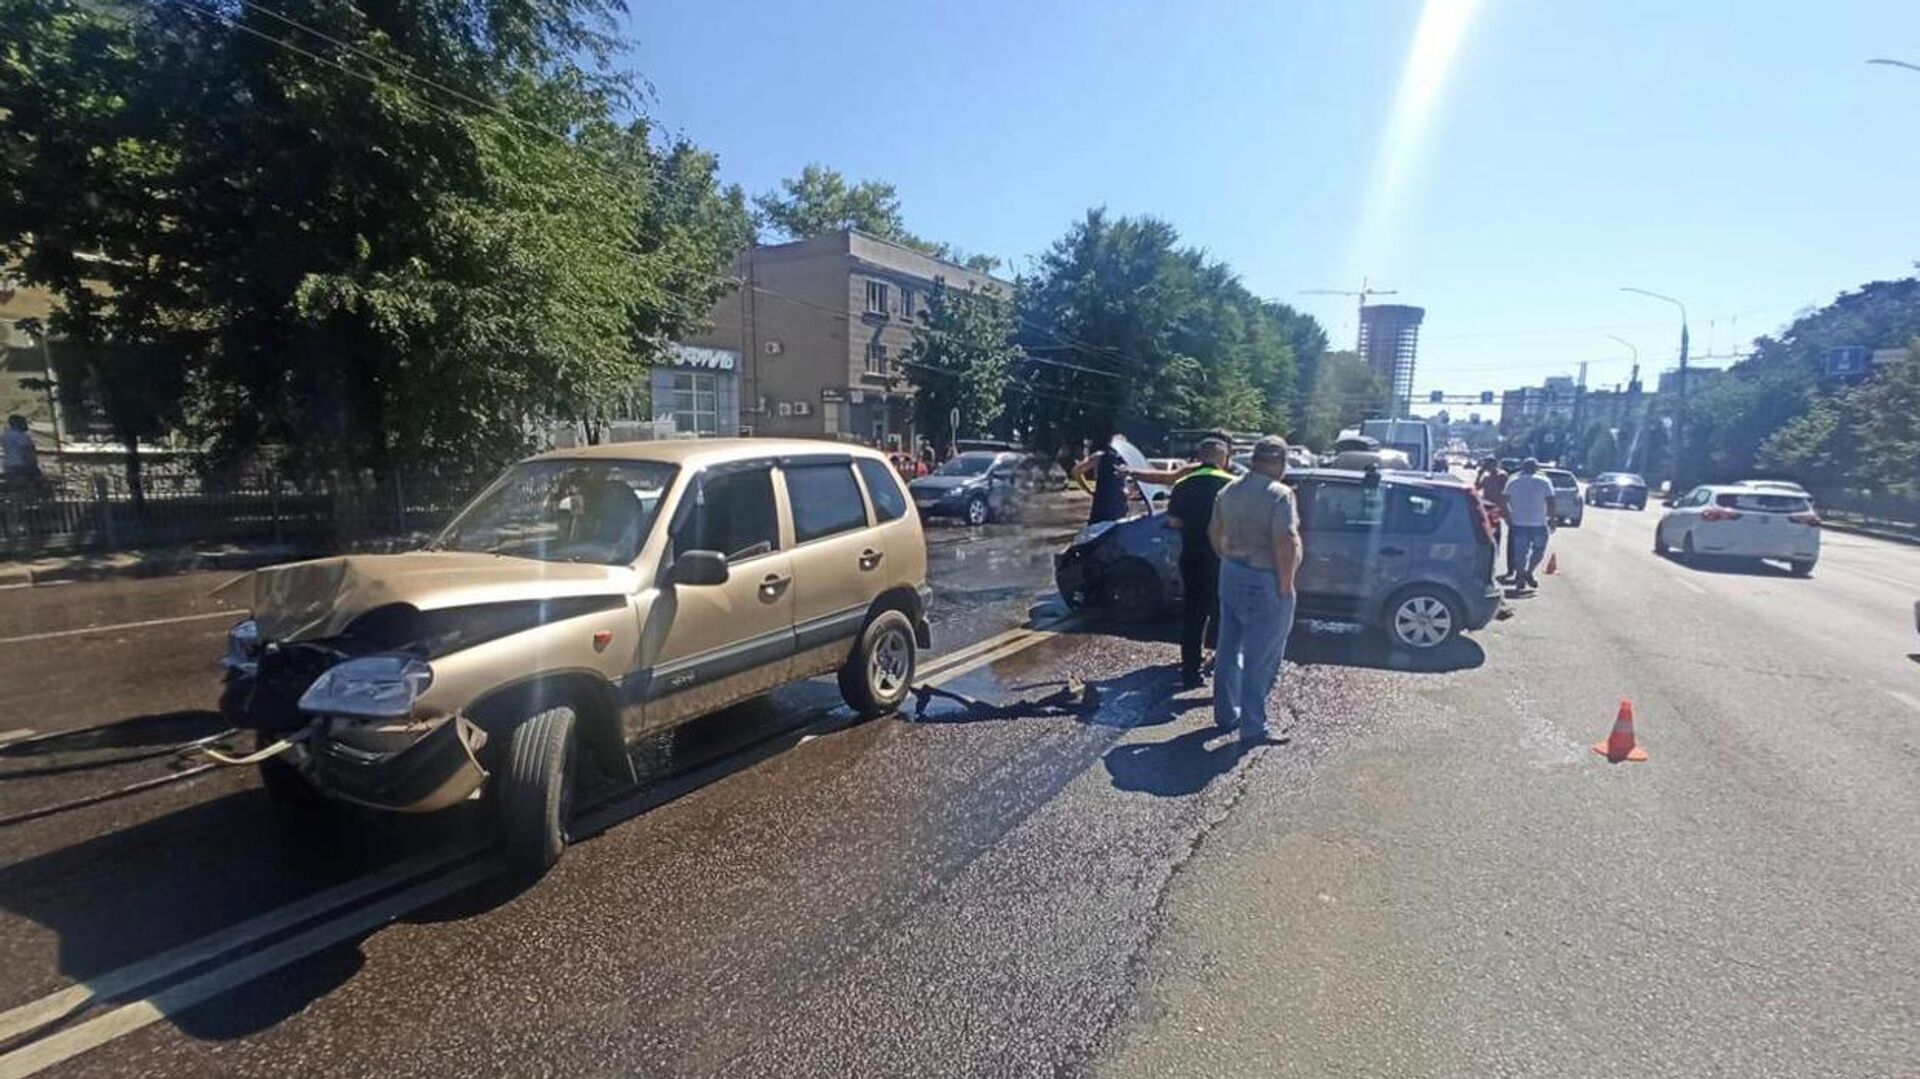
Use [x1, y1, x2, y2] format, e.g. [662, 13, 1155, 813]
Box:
[0, 610, 235, 647]
[1887, 690, 1920, 716]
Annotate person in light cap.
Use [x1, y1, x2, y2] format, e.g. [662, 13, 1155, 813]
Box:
[1205, 435, 1301, 746]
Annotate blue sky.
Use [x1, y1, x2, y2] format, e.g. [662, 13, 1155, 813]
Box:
[625, 1, 1920, 416]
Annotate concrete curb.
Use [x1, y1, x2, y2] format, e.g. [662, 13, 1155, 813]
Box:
[1820, 518, 1920, 548]
[0, 545, 309, 587]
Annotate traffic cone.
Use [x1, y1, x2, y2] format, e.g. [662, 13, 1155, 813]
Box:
[1593, 699, 1648, 762]
[1544, 553, 1559, 576]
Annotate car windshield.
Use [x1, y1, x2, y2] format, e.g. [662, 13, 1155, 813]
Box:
[1546, 471, 1578, 489]
[935, 454, 997, 477]
[434, 459, 676, 565]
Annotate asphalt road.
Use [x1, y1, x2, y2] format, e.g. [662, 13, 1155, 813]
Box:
[0, 498, 1914, 1077]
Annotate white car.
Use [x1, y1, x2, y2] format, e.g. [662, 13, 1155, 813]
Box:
[1655, 484, 1821, 575]
[1540, 468, 1583, 527]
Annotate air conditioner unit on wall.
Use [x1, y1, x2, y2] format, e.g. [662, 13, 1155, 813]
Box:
[792, 401, 813, 417]
[764, 340, 783, 354]
[777, 402, 793, 417]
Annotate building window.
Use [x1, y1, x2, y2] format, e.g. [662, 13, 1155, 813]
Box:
[670, 371, 718, 435]
[865, 279, 889, 315]
[899, 286, 915, 320]
[865, 342, 890, 376]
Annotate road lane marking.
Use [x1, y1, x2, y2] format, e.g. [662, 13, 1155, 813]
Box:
[1665, 572, 1708, 595]
[0, 860, 500, 1079]
[1888, 690, 1920, 716]
[0, 610, 235, 647]
[0, 842, 484, 1046]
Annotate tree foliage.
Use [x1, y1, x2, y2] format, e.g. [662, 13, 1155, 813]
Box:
[753, 164, 1000, 271]
[1294, 350, 1384, 453]
[1006, 209, 1313, 453]
[905, 283, 1021, 448]
[0, 0, 749, 476]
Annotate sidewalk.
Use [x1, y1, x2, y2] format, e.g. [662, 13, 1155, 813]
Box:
[0, 533, 431, 587]
[1819, 515, 1920, 548]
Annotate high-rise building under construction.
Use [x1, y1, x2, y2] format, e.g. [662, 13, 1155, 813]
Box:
[1358, 303, 1425, 417]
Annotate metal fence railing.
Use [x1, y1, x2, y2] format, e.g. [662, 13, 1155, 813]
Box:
[0, 464, 488, 559]
[1814, 490, 1919, 538]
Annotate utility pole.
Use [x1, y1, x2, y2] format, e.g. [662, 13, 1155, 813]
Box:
[1621, 288, 1689, 488]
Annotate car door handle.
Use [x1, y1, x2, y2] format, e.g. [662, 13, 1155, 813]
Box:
[858, 548, 884, 569]
[759, 573, 791, 599]
[1379, 546, 1406, 557]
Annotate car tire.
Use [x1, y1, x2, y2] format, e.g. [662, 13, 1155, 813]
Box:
[1680, 533, 1697, 565]
[497, 704, 577, 874]
[1103, 560, 1165, 624]
[965, 493, 990, 526]
[1790, 558, 1815, 578]
[840, 609, 917, 718]
[1384, 586, 1463, 651]
[1654, 528, 1669, 556]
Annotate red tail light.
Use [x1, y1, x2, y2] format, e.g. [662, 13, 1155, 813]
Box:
[1788, 511, 1820, 525]
[1700, 506, 1742, 522]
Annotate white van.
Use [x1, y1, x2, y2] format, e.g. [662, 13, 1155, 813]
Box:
[1360, 419, 1434, 472]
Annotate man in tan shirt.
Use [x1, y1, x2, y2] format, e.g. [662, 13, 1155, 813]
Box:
[1206, 436, 1302, 745]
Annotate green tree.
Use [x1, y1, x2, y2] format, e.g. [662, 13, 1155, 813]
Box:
[1755, 396, 1847, 493]
[754, 164, 916, 243]
[1848, 342, 1920, 497]
[1, 0, 747, 478]
[905, 283, 1021, 449]
[1010, 209, 1305, 452]
[1295, 351, 1384, 452]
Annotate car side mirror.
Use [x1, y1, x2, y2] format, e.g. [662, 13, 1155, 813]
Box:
[669, 549, 729, 586]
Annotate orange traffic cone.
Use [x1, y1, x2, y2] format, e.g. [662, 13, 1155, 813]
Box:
[1593, 699, 1648, 762]
[1544, 553, 1559, 576]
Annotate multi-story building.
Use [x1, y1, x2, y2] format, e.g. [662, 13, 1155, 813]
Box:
[1499, 375, 1577, 433]
[1655, 365, 1724, 397]
[1357, 304, 1425, 416]
[682, 231, 1009, 445]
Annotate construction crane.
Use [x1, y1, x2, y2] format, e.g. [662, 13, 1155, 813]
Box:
[1301, 278, 1398, 351]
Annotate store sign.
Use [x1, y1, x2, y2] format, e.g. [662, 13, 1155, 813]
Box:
[666, 343, 737, 372]
[820, 388, 846, 403]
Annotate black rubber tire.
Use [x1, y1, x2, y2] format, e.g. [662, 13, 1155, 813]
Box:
[1790, 559, 1815, 578]
[1382, 585, 1464, 651]
[1654, 529, 1669, 556]
[1104, 560, 1165, 624]
[839, 609, 917, 718]
[1680, 533, 1697, 565]
[496, 705, 577, 874]
[965, 493, 990, 526]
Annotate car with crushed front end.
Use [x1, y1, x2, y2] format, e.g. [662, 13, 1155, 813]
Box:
[216, 440, 931, 873]
[1055, 468, 1502, 650]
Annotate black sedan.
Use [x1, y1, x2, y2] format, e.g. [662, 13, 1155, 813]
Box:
[1585, 471, 1648, 510]
[908, 451, 1021, 525]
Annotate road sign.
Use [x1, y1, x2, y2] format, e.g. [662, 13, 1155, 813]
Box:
[949, 406, 960, 435]
[1429, 390, 1445, 403]
[1480, 391, 1495, 405]
[1825, 346, 1870, 379]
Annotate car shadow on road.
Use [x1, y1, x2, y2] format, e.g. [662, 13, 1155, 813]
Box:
[1284, 629, 1486, 674]
[1103, 726, 1260, 797]
[908, 665, 1191, 730]
[1657, 551, 1807, 577]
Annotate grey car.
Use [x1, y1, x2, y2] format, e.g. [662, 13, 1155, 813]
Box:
[907, 451, 1022, 525]
[1054, 468, 1503, 650]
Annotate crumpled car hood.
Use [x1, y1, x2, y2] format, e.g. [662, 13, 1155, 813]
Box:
[213, 551, 636, 642]
[909, 476, 981, 494]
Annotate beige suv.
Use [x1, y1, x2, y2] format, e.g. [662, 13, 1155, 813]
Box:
[216, 440, 930, 871]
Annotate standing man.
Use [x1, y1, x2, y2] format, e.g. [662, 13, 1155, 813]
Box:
[2, 415, 40, 484]
[1207, 436, 1302, 747]
[1475, 456, 1510, 578]
[1161, 439, 1236, 689]
[1502, 458, 1556, 590]
[1071, 435, 1132, 525]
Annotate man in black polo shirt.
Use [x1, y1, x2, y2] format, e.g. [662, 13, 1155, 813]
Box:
[1163, 439, 1236, 689]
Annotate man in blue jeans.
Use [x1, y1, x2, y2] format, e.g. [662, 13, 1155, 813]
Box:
[1206, 436, 1303, 747]
[1501, 458, 1556, 590]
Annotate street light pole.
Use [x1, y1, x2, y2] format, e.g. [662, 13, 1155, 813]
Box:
[1620, 288, 1689, 487]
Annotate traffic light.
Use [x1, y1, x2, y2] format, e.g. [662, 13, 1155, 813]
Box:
[1428, 390, 1444, 404]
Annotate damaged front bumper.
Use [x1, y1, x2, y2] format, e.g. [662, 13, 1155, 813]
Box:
[302, 714, 490, 814]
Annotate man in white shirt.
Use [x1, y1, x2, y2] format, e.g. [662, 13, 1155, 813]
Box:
[1501, 458, 1556, 590]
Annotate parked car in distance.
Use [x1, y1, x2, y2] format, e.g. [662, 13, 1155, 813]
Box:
[1655, 484, 1821, 575]
[215, 440, 932, 873]
[909, 450, 1023, 525]
[1055, 468, 1502, 650]
[1585, 471, 1648, 510]
[1540, 468, 1583, 527]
